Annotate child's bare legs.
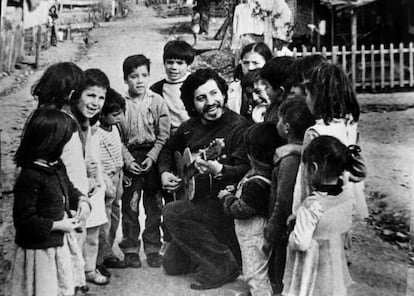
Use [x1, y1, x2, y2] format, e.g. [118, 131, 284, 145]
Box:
[84, 226, 109, 285]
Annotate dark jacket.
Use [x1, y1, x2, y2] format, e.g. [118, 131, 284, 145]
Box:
[158, 109, 251, 201]
[223, 171, 271, 219]
[150, 79, 166, 97]
[264, 147, 301, 244]
[13, 160, 83, 249]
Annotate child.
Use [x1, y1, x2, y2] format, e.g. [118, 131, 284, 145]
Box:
[282, 135, 356, 296]
[150, 41, 193, 249]
[259, 56, 295, 124]
[219, 123, 283, 296]
[292, 63, 368, 220]
[191, 7, 201, 46]
[228, 42, 272, 115]
[239, 68, 265, 122]
[150, 40, 194, 134]
[32, 62, 85, 109]
[11, 108, 91, 296]
[96, 88, 132, 275]
[263, 96, 315, 294]
[62, 68, 110, 286]
[290, 54, 327, 96]
[119, 54, 170, 268]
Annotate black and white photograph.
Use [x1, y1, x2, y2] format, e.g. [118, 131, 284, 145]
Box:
[0, 0, 412, 295]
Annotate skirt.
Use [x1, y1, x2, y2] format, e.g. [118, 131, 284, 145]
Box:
[10, 232, 85, 296]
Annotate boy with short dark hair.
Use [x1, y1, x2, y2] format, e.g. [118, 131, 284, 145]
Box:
[150, 40, 194, 250]
[263, 96, 315, 294]
[150, 40, 195, 134]
[118, 54, 170, 268]
[96, 88, 131, 276]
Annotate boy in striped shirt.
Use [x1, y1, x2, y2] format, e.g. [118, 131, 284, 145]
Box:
[96, 88, 138, 276]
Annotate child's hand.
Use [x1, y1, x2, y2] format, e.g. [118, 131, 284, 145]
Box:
[140, 157, 153, 172]
[128, 161, 143, 175]
[86, 160, 98, 178]
[76, 199, 91, 223]
[52, 218, 82, 233]
[103, 174, 116, 198]
[88, 178, 99, 197]
[217, 189, 230, 200]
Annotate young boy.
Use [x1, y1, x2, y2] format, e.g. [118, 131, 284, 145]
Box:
[96, 88, 134, 276]
[150, 40, 194, 249]
[219, 123, 283, 296]
[150, 40, 195, 134]
[118, 55, 171, 268]
[263, 96, 315, 294]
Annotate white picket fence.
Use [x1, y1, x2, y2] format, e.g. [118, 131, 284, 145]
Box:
[291, 43, 414, 91]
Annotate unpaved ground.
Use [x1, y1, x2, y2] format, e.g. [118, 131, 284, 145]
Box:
[1, 2, 412, 296]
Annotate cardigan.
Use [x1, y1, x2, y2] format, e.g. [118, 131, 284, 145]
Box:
[13, 160, 84, 249]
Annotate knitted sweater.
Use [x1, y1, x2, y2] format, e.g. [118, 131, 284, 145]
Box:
[13, 160, 84, 249]
[150, 78, 190, 130]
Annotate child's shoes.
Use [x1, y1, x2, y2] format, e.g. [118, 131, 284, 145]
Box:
[85, 269, 109, 286]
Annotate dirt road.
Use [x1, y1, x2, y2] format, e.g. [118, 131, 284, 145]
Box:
[1, 1, 411, 295]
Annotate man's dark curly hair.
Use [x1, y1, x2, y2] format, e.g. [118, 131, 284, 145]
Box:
[180, 68, 228, 117]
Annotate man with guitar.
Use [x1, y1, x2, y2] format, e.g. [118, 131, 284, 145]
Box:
[158, 68, 251, 290]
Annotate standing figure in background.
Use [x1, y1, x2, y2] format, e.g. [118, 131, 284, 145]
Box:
[48, 5, 58, 46]
[191, 7, 201, 47]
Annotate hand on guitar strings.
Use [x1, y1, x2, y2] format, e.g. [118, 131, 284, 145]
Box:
[194, 158, 223, 176]
[161, 172, 182, 192]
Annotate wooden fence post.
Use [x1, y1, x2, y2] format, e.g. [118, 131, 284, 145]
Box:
[35, 25, 42, 69]
[380, 44, 384, 89]
[351, 45, 356, 88]
[399, 42, 404, 87]
[341, 45, 346, 72]
[390, 43, 394, 88]
[322, 46, 327, 58]
[332, 46, 338, 64]
[7, 33, 15, 72]
[370, 44, 375, 90]
[292, 47, 297, 58]
[409, 42, 413, 87]
[361, 45, 366, 90]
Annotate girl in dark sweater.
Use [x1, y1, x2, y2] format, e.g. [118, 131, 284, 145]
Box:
[219, 123, 283, 296]
[10, 109, 91, 296]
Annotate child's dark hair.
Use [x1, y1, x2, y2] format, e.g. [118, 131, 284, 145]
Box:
[71, 68, 110, 105]
[123, 54, 151, 80]
[303, 135, 355, 186]
[278, 96, 315, 139]
[241, 68, 261, 98]
[234, 42, 273, 80]
[15, 108, 77, 166]
[307, 63, 360, 124]
[181, 68, 228, 117]
[163, 40, 195, 64]
[31, 62, 85, 109]
[260, 56, 295, 93]
[291, 54, 327, 86]
[244, 122, 282, 165]
[102, 88, 125, 115]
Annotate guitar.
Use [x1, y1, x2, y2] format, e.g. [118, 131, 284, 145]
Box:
[174, 138, 225, 201]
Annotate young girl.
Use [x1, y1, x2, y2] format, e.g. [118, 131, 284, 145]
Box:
[32, 62, 85, 109]
[219, 123, 283, 296]
[282, 135, 356, 296]
[62, 68, 110, 285]
[11, 108, 91, 296]
[292, 63, 368, 220]
[260, 56, 295, 124]
[227, 42, 272, 115]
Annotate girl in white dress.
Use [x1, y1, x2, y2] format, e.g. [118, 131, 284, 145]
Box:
[283, 135, 356, 296]
[292, 63, 368, 220]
